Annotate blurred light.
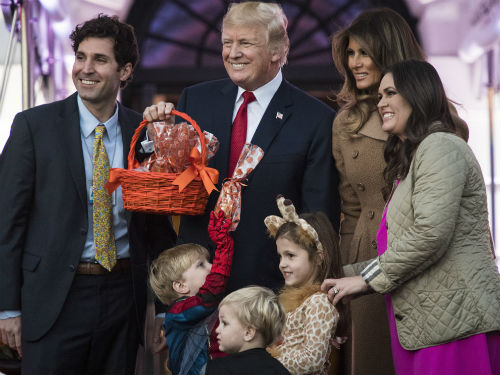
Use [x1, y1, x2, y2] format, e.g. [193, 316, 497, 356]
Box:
[459, 2, 500, 63]
[84, 0, 126, 12]
[39, 0, 59, 12]
[51, 18, 72, 39]
[39, 0, 65, 21]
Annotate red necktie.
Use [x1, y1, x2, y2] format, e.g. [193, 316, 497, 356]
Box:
[228, 91, 256, 177]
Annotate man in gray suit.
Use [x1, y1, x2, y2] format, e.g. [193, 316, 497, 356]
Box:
[0, 14, 175, 374]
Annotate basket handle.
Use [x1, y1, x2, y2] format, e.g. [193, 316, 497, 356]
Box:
[127, 109, 207, 170]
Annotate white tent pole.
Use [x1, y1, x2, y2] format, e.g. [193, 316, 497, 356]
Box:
[0, 5, 19, 113]
[20, 0, 34, 110]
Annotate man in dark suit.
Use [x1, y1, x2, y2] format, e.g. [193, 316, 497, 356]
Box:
[0, 15, 175, 374]
[144, 1, 340, 294]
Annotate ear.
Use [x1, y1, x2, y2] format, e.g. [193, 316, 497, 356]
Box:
[119, 62, 133, 83]
[270, 51, 281, 64]
[172, 280, 189, 295]
[243, 326, 257, 342]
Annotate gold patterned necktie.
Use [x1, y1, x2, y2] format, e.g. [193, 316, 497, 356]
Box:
[92, 124, 116, 271]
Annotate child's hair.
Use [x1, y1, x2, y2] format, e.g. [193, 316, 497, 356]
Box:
[149, 243, 210, 304]
[274, 211, 342, 283]
[220, 286, 285, 347]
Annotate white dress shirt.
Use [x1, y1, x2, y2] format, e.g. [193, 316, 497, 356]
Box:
[232, 70, 283, 143]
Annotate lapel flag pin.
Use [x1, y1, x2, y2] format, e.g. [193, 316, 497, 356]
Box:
[276, 112, 283, 120]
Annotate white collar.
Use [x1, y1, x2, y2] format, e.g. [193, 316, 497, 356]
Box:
[235, 70, 282, 108]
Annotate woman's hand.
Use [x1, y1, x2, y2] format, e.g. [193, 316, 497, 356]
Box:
[321, 276, 370, 305]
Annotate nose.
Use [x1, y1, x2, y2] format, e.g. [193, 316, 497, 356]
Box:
[278, 257, 286, 270]
[228, 43, 242, 58]
[82, 59, 95, 73]
[377, 96, 386, 109]
[353, 54, 362, 67]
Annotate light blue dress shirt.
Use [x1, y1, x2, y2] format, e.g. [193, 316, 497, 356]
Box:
[77, 95, 130, 262]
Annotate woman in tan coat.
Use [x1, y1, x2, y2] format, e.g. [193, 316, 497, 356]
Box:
[331, 8, 468, 375]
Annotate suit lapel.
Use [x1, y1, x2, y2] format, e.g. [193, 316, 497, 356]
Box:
[57, 94, 87, 209]
[118, 103, 136, 169]
[212, 81, 238, 180]
[117, 103, 137, 224]
[250, 80, 292, 156]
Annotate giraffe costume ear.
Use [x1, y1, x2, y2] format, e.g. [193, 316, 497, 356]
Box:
[264, 195, 325, 255]
[264, 215, 286, 238]
[264, 195, 288, 238]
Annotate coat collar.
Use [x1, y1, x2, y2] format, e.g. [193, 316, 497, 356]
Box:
[358, 110, 388, 141]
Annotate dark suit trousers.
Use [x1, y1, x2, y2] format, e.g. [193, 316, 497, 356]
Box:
[22, 271, 139, 375]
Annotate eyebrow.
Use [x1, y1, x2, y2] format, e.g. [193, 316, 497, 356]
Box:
[380, 86, 396, 94]
[76, 51, 110, 59]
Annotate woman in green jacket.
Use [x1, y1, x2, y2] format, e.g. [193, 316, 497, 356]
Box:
[323, 60, 500, 374]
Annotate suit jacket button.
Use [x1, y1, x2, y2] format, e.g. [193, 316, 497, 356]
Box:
[357, 183, 365, 192]
[352, 150, 359, 159]
[368, 210, 375, 219]
[371, 240, 377, 249]
[395, 313, 403, 321]
[69, 264, 75, 272]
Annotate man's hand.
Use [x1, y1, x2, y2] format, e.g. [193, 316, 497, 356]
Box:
[150, 317, 167, 354]
[143, 101, 175, 123]
[0, 316, 22, 357]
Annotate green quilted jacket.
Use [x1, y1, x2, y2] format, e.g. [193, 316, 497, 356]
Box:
[359, 132, 500, 350]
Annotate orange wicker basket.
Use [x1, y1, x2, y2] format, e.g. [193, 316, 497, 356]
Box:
[106, 110, 218, 215]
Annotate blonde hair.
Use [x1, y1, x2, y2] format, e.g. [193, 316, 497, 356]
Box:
[223, 1, 289, 67]
[149, 243, 209, 305]
[220, 286, 285, 346]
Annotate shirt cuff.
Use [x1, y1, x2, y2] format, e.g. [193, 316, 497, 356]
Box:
[0, 310, 21, 319]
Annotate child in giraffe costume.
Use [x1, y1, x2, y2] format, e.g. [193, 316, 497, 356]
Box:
[265, 195, 344, 375]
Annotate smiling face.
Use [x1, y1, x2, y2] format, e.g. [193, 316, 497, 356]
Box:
[378, 73, 412, 140]
[347, 37, 381, 91]
[276, 237, 318, 288]
[72, 37, 131, 118]
[216, 303, 249, 353]
[221, 23, 281, 91]
[181, 256, 212, 296]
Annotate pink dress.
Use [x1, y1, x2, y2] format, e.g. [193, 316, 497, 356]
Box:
[376, 202, 500, 375]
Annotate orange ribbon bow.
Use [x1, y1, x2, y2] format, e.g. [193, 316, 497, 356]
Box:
[173, 146, 219, 194]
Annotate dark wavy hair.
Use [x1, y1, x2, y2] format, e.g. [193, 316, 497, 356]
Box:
[331, 8, 425, 135]
[383, 60, 456, 183]
[70, 14, 139, 88]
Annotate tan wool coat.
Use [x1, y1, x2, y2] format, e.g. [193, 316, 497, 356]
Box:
[332, 109, 394, 375]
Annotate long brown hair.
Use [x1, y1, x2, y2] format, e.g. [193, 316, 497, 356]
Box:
[383, 60, 456, 183]
[331, 8, 425, 135]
